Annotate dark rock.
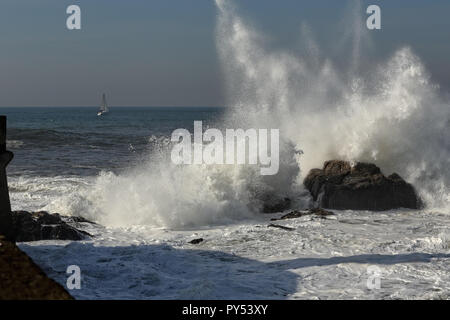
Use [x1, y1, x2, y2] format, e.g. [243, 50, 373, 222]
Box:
[64, 216, 98, 230]
[309, 208, 335, 217]
[65, 216, 97, 224]
[189, 238, 204, 245]
[304, 160, 421, 211]
[11, 211, 92, 242]
[0, 237, 73, 299]
[271, 208, 334, 221]
[271, 211, 304, 221]
[267, 224, 295, 231]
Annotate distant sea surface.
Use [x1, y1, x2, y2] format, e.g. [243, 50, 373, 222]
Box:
[1, 107, 225, 178]
[1, 106, 224, 212]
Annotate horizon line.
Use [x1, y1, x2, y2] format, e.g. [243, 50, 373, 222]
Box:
[0, 105, 227, 108]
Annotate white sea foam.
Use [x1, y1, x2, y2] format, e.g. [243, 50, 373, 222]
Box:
[18, 209, 450, 299]
[7, 139, 24, 149]
[9, 175, 90, 212]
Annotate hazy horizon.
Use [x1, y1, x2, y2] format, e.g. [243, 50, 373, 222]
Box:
[0, 105, 226, 108]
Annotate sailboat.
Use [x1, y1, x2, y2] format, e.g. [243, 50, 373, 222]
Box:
[97, 93, 109, 116]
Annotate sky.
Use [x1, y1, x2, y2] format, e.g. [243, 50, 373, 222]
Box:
[0, 0, 449, 107]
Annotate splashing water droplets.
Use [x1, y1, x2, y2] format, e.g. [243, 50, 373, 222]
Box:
[48, 0, 450, 227]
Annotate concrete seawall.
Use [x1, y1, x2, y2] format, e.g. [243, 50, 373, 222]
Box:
[0, 115, 14, 242]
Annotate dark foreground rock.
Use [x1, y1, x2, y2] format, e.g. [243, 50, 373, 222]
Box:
[11, 211, 92, 242]
[0, 236, 73, 299]
[304, 160, 421, 211]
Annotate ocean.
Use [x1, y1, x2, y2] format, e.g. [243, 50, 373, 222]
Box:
[2, 106, 449, 300]
[2, 0, 450, 300]
[4, 106, 225, 180]
[3, 106, 226, 213]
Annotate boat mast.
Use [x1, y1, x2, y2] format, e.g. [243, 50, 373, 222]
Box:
[101, 93, 108, 112]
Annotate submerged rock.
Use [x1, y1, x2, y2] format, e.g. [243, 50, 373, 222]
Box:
[304, 160, 421, 211]
[11, 211, 92, 242]
[189, 238, 204, 245]
[267, 224, 295, 231]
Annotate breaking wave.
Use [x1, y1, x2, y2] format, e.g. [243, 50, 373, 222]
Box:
[47, 0, 449, 227]
[215, 0, 450, 210]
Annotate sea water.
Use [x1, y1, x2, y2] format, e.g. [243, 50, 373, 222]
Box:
[2, 0, 450, 299]
[3, 106, 449, 299]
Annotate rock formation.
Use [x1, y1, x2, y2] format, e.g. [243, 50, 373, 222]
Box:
[11, 211, 92, 242]
[304, 160, 421, 211]
[271, 208, 334, 221]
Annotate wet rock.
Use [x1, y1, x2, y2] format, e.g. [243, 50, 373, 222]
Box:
[304, 160, 421, 211]
[271, 208, 334, 221]
[65, 216, 97, 224]
[189, 238, 204, 245]
[11, 211, 92, 242]
[267, 224, 295, 231]
[309, 208, 335, 217]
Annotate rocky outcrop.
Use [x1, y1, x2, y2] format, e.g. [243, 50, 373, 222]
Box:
[0, 236, 73, 299]
[267, 224, 295, 231]
[271, 208, 334, 221]
[304, 160, 421, 211]
[11, 211, 92, 242]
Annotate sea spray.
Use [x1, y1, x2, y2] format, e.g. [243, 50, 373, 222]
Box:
[215, 0, 450, 210]
[47, 0, 449, 227]
[44, 125, 303, 228]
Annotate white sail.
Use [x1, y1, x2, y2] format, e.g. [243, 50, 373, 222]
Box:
[97, 93, 109, 115]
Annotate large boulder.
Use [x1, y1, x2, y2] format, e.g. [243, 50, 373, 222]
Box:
[304, 160, 421, 211]
[11, 211, 92, 242]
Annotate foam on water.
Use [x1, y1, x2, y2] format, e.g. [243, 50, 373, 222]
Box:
[9, 175, 90, 212]
[18, 209, 450, 299]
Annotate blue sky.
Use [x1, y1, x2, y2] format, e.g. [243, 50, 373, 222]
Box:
[0, 0, 449, 106]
